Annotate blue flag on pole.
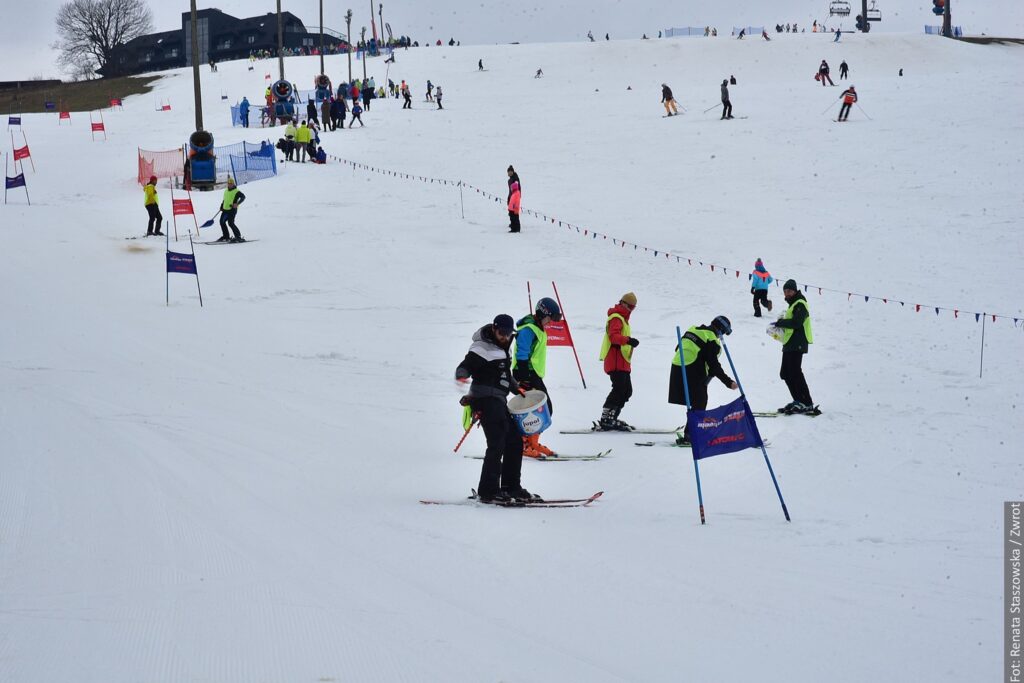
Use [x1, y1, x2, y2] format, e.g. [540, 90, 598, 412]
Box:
[8, 116, 21, 126]
[686, 396, 764, 460]
[166, 251, 198, 275]
[5, 173, 26, 189]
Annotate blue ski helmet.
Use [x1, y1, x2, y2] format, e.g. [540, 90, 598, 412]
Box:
[711, 315, 732, 336]
[535, 297, 562, 322]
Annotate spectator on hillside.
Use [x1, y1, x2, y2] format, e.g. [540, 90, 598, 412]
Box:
[239, 97, 250, 128]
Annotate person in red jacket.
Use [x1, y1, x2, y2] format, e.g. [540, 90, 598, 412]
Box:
[838, 85, 857, 122]
[596, 292, 639, 430]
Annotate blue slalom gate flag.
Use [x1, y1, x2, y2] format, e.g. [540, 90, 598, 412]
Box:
[166, 251, 198, 275]
[686, 396, 764, 460]
[5, 173, 26, 189]
[8, 116, 21, 126]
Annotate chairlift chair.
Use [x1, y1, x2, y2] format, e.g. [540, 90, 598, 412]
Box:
[829, 1, 851, 17]
[867, 0, 882, 21]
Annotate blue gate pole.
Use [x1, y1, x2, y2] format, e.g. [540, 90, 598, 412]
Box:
[677, 326, 705, 524]
[721, 340, 790, 522]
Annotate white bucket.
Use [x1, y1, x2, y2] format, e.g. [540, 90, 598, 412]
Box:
[508, 389, 552, 435]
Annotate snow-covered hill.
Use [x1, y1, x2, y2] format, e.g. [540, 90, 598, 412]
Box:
[1, 34, 1022, 682]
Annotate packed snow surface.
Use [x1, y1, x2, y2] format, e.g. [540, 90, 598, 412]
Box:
[1, 34, 1022, 682]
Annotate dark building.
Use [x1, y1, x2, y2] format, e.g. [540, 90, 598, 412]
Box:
[101, 9, 349, 77]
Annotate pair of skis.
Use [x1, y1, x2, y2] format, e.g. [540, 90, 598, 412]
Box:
[559, 409, 818, 435]
[462, 448, 611, 462]
[420, 490, 604, 508]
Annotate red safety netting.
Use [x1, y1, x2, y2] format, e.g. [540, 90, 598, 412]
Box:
[138, 148, 184, 185]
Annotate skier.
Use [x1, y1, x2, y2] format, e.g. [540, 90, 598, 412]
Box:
[837, 85, 857, 121]
[661, 83, 679, 116]
[669, 316, 737, 445]
[839, 60, 849, 79]
[774, 279, 817, 414]
[512, 297, 563, 457]
[401, 82, 412, 109]
[349, 101, 365, 127]
[143, 175, 164, 236]
[295, 121, 312, 161]
[730, 74, 737, 85]
[588, 30, 594, 42]
[239, 97, 250, 128]
[426, 80, 434, 101]
[282, 120, 297, 161]
[762, 29, 771, 41]
[720, 79, 734, 119]
[737, 28, 746, 39]
[454, 314, 537, 503]
[535, 68, 544, 78]
[605, 33, 610, 40]
[818, 60, 834, 86]
[596, 293, 639, 430]
[435, 85, 443, 109]
[216, 177, 246, 243]
[478, 59, 484, 70]
[834, 28, 842, 42]
[362, 82, 373, 110]
[506, 166, 521, 232]
[750, 258, 774, 316]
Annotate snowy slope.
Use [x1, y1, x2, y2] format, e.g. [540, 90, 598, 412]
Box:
[1, 34, 1022, 682]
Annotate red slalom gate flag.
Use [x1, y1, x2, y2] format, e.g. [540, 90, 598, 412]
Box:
[544, 320, 574, 347]
[13, 145, 30, 161]
[91, 122, 105, 131]
[172, 197, 194, 216]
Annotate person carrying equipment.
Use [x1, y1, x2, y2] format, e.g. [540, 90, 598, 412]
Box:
[512, 297, 563, 457]
[216, 177, 246, 243]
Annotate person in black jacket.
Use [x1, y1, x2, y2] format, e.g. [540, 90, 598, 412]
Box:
[669, 316, 737, 444]
[506, 165, 520, 201]
[455, 314, 537, 503]
[330, 97, 347, 131]
[661, 83, 679, 116]
[774, 279, 817, 414]
[306, 99, 319, 125]
[721, 80, 733, 119]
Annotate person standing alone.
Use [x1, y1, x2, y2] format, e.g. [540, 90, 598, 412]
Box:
[774, 279, 818, 414]
[507, 165, 521, 233]
[839, 60, 849, 79]
[216, 177, 246, 243]
[721, 79, 734, 119]
[143, 175, 164, 236]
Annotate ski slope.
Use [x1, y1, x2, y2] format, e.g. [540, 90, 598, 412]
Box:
[1, 34, 1022, 682]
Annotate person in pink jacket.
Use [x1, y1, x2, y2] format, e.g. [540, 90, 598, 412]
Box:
[507, 174, 521, 233]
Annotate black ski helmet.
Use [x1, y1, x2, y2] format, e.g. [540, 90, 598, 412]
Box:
[535, 297, 563, 322]
[711, 315, 732, 336]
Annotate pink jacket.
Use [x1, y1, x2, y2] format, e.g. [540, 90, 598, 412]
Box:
[507, 182, 521, 214]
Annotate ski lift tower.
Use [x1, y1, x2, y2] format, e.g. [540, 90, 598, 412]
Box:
[857, 0, 882, 32]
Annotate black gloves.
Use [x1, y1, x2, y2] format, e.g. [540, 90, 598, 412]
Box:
[627, 337, 639, 347]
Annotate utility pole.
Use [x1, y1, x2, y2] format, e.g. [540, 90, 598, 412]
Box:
[346, 10, 353, 84]
[277, 0, 285, 81]
[361, 27, 367, 81]
[319, 0, 325, 74]
[943, 0, 952, 38]
[861, 0, 868, 32]
[189, 0, 203, 130]
[379, 3, 384, 45]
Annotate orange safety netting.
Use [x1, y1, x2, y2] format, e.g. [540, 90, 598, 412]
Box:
[138, 148, 184, 185]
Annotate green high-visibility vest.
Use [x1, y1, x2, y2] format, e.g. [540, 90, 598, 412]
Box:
[672, 326, 720, 368]
[221, 187, 241, 211]
[782, 299, 814, 345]
[511, 320, 547, 378]
[599, 313, 632, 363]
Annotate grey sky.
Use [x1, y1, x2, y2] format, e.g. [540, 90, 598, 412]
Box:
[2, 1, 1019, 80]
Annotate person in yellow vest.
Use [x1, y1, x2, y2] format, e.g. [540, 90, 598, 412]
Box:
[596, 292, 639, 430]
[774, 279, 818, 414]
[512, 297, 563, 457]
[669, 315, 737, 445]
[143, 175, 164, 236]
[294, 120, 313, 162]
[216, 177, 246, 243]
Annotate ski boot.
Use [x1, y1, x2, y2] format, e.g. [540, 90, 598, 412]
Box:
[500, 486, 542, 503]
[523, 434, 556, 459]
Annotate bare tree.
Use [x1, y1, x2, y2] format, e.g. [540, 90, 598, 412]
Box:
[51, 0, 153, 78]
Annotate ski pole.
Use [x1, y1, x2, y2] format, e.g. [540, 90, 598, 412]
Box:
[855, 102, 872, 120]
[703, 103, 720, 114]
[821, 99, 839, 116]
[453, 413, 479, 453]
